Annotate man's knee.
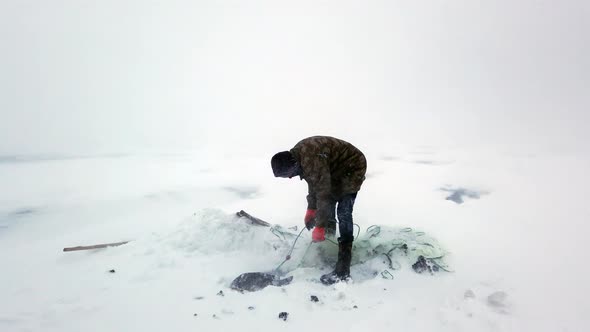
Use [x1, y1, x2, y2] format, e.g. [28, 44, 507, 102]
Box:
[337, 194, 357, 217]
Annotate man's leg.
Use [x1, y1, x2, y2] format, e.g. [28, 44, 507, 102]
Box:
[336, 193, 357, 242]
[324, 199, 337, 236]
[320, 193, 357, 285]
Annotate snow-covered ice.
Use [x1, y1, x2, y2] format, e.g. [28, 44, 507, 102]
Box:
[1, 148, 588, 331]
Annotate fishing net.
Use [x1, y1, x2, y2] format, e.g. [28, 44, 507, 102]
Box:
[272, 223, 452, 277]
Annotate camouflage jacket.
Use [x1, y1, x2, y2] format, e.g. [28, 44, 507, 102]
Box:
[290, 136, 367, 227]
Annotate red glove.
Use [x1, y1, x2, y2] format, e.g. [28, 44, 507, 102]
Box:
[304, 209, 317, 230]
[312, 227, 325, 242]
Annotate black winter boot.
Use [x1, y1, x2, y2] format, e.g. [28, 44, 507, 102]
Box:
[320, 237, 353, 285]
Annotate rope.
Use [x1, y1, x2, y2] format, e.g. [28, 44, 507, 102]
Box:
[274, 227, 306, 272]
[325, 238, 339, 245]
[296, 241, 314, 269]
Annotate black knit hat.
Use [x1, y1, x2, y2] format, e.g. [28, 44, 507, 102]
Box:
[271, 151, 298, 177]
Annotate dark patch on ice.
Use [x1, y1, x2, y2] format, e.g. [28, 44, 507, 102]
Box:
[0, 207, 39, 230]
[409, 147, 437, 155]
[13, 208, 35, 216]
[441, 187, 487, 204]
[364, 171, 382, 179]
[223, 186, 260, 199]
[0, 154, 129, 164]
[0, 317, 23, 325]
[221, 309, 234, 315]
[487, 291, 508, 308]
[143, 190, 188, 201]
[414, 160, 451, 166]
[0, 155, 66, 163]
[504, 152, 537, 159]
[487, 291, 510, 314]
[464, 289, 476, 299]
[144, 193, 159, 200]
[380, 156, 400, 161]
[414, 160, 436, 165]
[0, 207, 38, 233]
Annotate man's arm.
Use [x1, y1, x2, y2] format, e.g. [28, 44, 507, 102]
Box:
[304, 155, 332, 228]
[306, 183, 317, 210]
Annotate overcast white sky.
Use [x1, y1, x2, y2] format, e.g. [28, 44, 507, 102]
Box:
[1, 0, 588, 155]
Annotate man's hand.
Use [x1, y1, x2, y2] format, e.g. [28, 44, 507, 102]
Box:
[304, 209, 317, 230]
[312, 227, 325, 242]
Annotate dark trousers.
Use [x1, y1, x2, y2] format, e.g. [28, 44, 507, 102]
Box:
[326, 193, 357, 242]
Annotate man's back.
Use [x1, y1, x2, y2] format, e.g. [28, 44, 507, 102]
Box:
[290, 136, 367, 195]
